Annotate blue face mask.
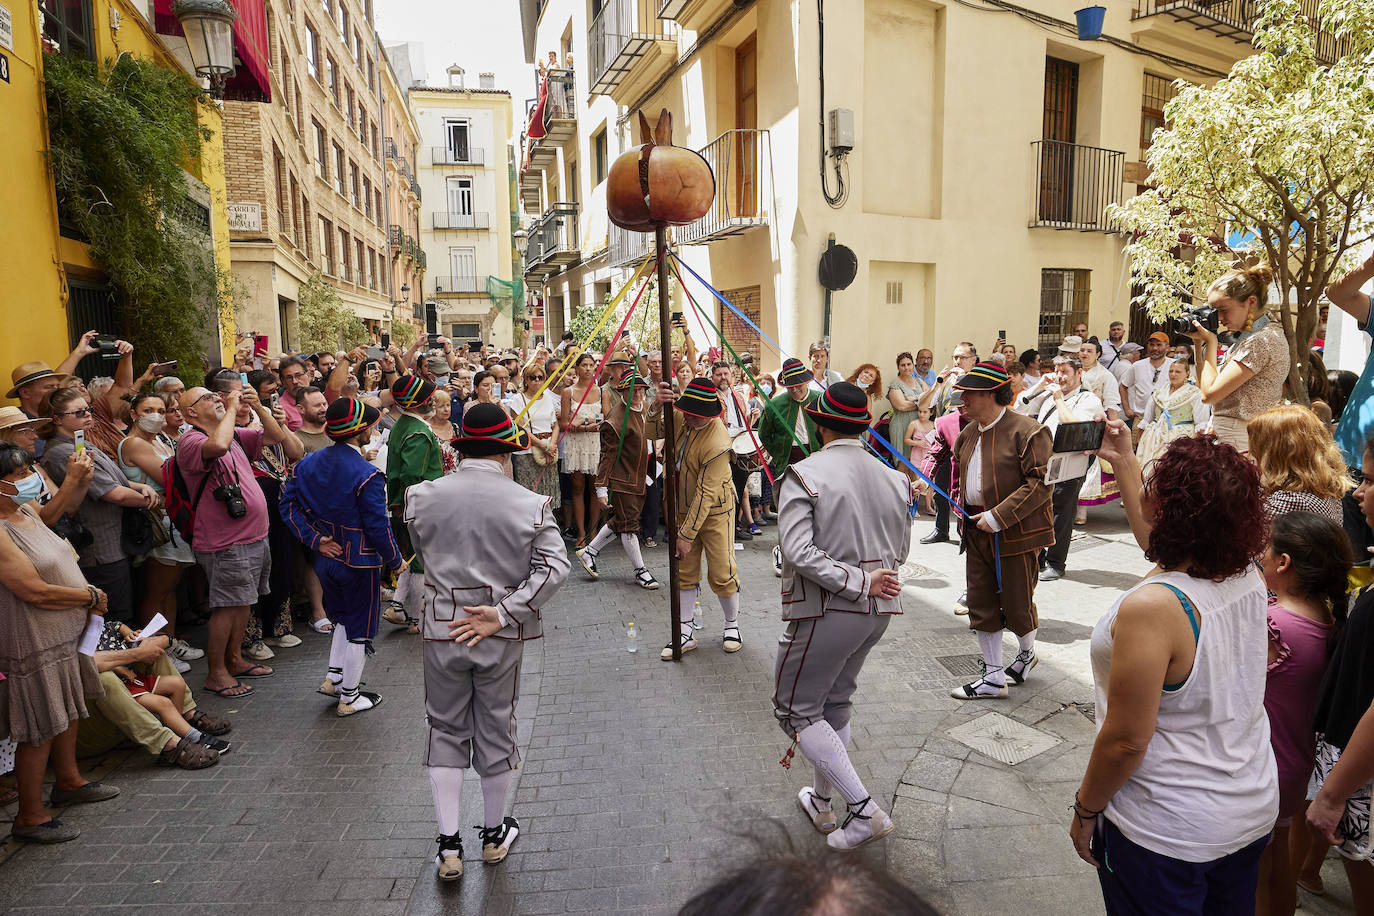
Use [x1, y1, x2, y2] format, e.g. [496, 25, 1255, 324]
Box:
[435, 375, 451, 387]
[6, 470, 44, 505]
[760, 384, 773, 396]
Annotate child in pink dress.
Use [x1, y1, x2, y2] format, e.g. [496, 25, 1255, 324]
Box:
[905, 406, 936, 516]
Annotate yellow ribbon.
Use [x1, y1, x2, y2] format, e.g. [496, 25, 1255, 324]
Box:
[511, 253, 656, 425]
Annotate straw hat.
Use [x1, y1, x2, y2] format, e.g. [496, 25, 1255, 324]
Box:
[7, 361, 69, 399]
[0, 406, 44, 433]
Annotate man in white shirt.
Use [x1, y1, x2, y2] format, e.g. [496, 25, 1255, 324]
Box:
[1078, 338, 1121, 420]
[1099, 321, 1127, 372]
[714, 361, 759, 538]
[1119, 332, 1173, 428]
[1022, 356, 1104, 581]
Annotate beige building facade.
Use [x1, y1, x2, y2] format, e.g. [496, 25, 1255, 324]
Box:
[518, 0, 1273, 372]
[224, 0, 400, 351]
[380, 56, 425, 332]
[405, 68, 518, 347]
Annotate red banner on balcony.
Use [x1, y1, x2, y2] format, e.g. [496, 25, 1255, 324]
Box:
[154, 0, 272, 104]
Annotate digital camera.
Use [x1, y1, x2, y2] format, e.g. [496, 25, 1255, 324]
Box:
[213, 482, 247, 519]
[1167, 306, 1219, 337]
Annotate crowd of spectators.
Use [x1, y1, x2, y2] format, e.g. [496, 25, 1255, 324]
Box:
[7, 248, 1374, 916]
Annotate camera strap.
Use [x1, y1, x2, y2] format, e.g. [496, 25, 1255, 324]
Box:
[1225, 314, 1270, 352]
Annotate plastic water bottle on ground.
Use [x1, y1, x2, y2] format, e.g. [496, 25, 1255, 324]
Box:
[627, 622, 638, 652]
[692, 600, 703, 630]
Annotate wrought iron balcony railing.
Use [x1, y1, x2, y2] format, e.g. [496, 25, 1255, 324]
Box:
[432, 275, 489, 295]
[589, 0, 677, 95]
[609, 223, 655, 269]
[677, 129, 771, 246]
[432, 146, 487, 166]
[432, 211, 492, 231]
[1131, 0, 1345, 63]
[1029, 140, 1124, 233]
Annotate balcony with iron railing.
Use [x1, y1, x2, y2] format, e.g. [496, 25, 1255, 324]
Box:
[540, 69, 577, 143]
[432, 275, 490, 296]
[1028, 140, 1125, 233]
[384, 137, 400, 168]
[388, 225, 404, 249]
[677, 129, 771, 246]
[609, 222, 656, 269]
[432, 145, 487, 166]
[416, 249, 427, 271]
[1131, 0, 1345, 64]
[433, 211, 492, 231]
[522, 202, 580, 278]
[589, 0, 678, 96]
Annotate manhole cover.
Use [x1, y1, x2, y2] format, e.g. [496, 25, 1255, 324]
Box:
[936, 654, 987, 678]
[946, 712, 1062, 766]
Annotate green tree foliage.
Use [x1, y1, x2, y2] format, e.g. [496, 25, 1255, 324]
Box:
[297, 272, 366, 354]
[45, 51, 224, 380]
[1109, 0, 1374, 402]
[388, 317, 417, 349]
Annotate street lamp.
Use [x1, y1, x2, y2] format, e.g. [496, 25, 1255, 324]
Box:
[172, 0, 238, 98]
[513, 228, 528, 256]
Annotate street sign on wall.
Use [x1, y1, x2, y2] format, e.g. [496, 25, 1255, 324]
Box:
[227, 202, 262, 232]
[0, 5, 14, 54]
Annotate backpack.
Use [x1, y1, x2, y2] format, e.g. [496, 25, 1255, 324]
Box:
[163, 431, 238, 544]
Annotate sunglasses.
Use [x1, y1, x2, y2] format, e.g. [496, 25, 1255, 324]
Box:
[528, 376, 545, 381]
[58, 407, 93, 417]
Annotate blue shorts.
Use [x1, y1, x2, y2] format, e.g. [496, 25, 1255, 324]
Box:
[1093, 816, 1269, 916]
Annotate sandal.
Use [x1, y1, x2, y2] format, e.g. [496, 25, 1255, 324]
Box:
[158, 734, 219, 769]
[310, 618, 335, 634]
[633, 567, 660, 590]
[643, 537, 659, 549]
[186, 708, 232, 736]
[231, 664, 274, 679]
[723, 626, 743, 653]
[202, 680, 253, 697]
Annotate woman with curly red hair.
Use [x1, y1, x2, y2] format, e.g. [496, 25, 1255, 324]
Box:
[1070, 424, 1278, 914]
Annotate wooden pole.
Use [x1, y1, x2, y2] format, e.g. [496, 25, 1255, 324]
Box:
[657, 226, 682, 661]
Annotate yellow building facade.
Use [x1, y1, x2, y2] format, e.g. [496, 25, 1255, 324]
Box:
[0, 0, 237, 397]
[518, 0, 1270, 375]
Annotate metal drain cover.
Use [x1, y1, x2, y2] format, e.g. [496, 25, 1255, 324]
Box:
[936, 654, 988, 678]
[899, 562, 937, 580]
[946, 712, 1062, 766]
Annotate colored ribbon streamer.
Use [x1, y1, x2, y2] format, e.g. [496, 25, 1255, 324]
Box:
[512, 253, 658, 425]
[672, 252, 1002, 592]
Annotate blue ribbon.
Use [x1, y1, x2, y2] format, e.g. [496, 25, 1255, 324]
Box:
[672, 251, 1002, 593]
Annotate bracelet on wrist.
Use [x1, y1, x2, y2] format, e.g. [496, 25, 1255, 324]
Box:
[1072, 791, 1105, 819]
[86, 585, 100, 608]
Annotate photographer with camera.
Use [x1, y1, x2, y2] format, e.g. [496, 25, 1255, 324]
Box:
[1186, 263, 1288, 452]
[1017, 351, 1104, 582]
[176, 383, 287, 698]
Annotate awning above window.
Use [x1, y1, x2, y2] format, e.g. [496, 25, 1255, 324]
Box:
[154, 0, 271, 103]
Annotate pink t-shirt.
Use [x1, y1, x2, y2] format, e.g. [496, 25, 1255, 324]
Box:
[276, 390, 304, 432]
[176, 426, 270, 553]
[1264, 598, 1331, 818]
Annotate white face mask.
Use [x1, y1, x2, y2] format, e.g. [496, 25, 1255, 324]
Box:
[136, 414, 167, 434]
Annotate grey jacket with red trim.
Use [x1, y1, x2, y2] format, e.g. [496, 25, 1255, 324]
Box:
[403, 459, 570, 641]
[778, 437, 914, 621]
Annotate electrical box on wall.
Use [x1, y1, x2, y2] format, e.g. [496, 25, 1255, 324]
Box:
[827, 109, 854, 154]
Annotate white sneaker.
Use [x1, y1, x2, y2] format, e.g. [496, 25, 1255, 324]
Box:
[265, 634, 302, 648]
[168, 638, 204, 661]
[244, 640, 275, 661]
[169, 655, 191, 674]
[826, 799, 894, 850]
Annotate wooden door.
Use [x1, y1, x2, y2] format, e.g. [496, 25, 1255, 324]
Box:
[735, 35, 757, 218]
[1040, 58, 1079, 223]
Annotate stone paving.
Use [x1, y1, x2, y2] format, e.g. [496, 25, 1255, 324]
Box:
[0, 506, 1362, 914]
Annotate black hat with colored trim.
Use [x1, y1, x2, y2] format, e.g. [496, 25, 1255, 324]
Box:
[675, 377, 722, 418]
[325, 396, 381, 441]
[778, 357, 810, 388]
[391, 374, 437, 410]
[456, 402, 530, 456]
[952, 362, 1011, 391]
[803, 382, 872, 434]
[614, 371, 650, 392]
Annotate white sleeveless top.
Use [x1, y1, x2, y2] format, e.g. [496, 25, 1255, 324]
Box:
[1089, 565, 1277, 863]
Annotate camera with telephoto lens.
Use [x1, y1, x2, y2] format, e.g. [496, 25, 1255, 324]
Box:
[1167, 306, 1219, 337]
[213, 482, 247, 519]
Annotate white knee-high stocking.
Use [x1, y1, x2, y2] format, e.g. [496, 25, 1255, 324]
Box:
[481, 769, 514, 829]
[798, 721, 869, 808]
[977, 630, 1007, 685]
[812, 722, 851, 807]
[586, 525, 616, 555]
[429, 766, 465, 853]
[325, 624, 347, 684]
[621, 533, 645, 569]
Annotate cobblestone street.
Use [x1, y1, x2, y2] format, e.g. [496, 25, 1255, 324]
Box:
[1, 509, 1361, 914]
